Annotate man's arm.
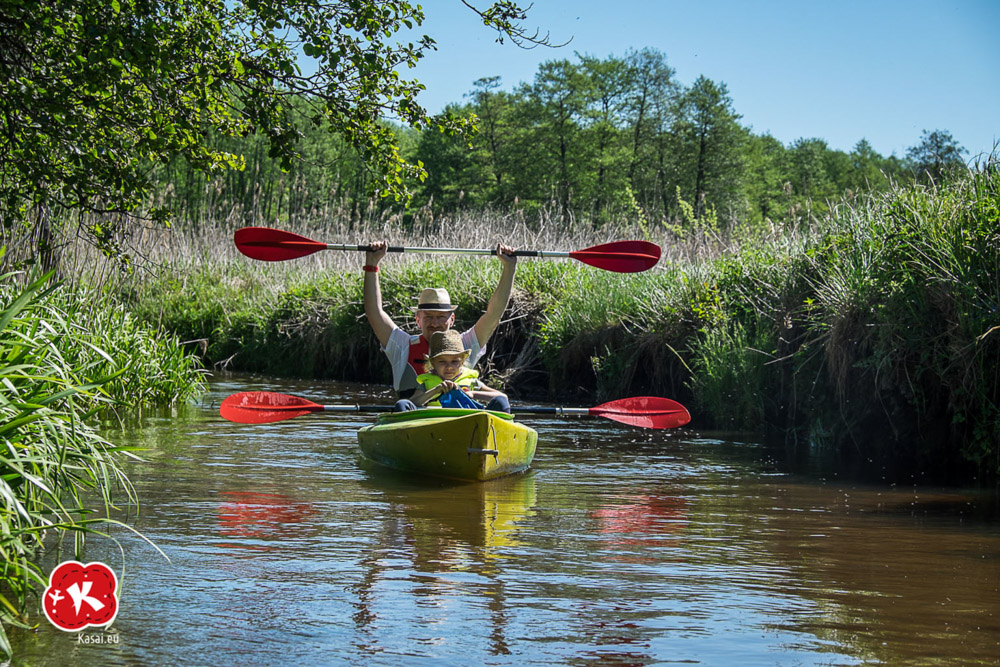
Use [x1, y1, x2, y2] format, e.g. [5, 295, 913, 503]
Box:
[473, 244, 517, 346]
[363, 241, 396, 348]
[470, 380, 506, 403]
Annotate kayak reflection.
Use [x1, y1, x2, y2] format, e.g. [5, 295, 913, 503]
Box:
[351, 470, 538, 655]
[357, 467, 538, 564]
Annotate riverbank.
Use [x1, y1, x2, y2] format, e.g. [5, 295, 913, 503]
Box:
[124, 163, 999, 484]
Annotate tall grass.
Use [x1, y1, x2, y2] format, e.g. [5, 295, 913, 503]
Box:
[0, 272, 204, 655]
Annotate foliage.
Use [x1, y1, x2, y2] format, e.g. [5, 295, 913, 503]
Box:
[906, 129, 969, 184]
[0, 0, 548, 253]
[688, 321, 771, 429]
[0, 277, 145, 650]
[137, 49, 953, 233]
[0, 271, 203, 652]
[673, 76, 745, 220]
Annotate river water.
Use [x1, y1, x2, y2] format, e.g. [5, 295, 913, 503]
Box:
[9, 375, 1000, 665]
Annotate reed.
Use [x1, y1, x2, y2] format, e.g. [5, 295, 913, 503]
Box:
[48, 202, 732, 282]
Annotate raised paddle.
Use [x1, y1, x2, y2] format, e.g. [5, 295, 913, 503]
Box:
[233, 227, 661, 273]
[220, 391, 690, 430]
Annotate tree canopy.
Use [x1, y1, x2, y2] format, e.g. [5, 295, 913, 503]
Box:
[906, 129, 968, 184]
[1, 2, 973, 247]
[0, 0, 546, 241]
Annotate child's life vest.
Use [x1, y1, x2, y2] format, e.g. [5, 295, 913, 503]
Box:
[416, 368, 481, 407]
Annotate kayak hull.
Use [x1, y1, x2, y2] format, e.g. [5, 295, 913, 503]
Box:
[357, 408, 538, 482]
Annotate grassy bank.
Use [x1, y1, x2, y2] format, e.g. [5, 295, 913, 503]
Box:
[0, 272, 204, 654]
[122, 163, 999, 483]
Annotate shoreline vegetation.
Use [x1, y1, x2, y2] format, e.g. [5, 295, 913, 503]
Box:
[1, 160, 992, 652]
[0, 272, 203, 653]
[99, 161, 997, 486]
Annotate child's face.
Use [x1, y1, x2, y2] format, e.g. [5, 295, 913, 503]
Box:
[431, 354, 465, 380]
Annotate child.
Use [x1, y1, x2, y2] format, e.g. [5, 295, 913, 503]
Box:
[407, 330, 511, 413]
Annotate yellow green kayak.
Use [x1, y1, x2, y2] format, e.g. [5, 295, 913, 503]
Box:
[356, 408, 538, 482]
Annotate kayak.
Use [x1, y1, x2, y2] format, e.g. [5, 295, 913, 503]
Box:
[356, 408, 538, 482]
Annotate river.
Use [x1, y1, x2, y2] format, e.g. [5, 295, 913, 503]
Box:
[9, 375, 1000, 665]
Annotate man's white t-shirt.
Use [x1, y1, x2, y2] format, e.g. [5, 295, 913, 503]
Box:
[383, 326, 486, 396]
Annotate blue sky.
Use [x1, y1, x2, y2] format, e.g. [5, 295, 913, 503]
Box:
[396, 0, 999, 160]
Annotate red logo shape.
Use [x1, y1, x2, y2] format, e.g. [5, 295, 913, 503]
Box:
[43, 561, 119, 632]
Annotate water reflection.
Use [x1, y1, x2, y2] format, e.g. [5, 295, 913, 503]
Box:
[350, 471, 537, 658]
[216, 491, 318, 551]
[6, 376, 999, 666]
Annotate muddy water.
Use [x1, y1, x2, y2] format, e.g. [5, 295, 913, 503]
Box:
[9, 375, 1000, 665]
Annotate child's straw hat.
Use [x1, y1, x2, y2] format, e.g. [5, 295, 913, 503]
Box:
[427, 330, 469, 360]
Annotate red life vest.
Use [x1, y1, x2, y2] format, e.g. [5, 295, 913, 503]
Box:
[407, 335, 429, 375]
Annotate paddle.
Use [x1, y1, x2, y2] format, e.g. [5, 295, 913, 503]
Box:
[234, 227, 661, 273]
[220, 391, 690, 430]
[517, 396, 691, 430]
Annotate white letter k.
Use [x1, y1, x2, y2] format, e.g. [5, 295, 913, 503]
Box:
[66, 581, 104, 615]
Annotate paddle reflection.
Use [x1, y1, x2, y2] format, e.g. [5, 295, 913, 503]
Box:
[215, 490, 317, 551]
[592, 493, 688, 561]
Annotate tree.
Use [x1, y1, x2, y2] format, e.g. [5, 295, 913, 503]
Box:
[518, 59, 589, 215]
[576, 54, 631, 221]
[412, 103, 491, 211]
[788, 138, 832, 199]
[465, 76, 519, 204]
[621, 47, 678, 218]
[0, 0, 550, 255]
[849, 139, 888, 191]
[906, 129, 968, 184]
[742, 132, 788, 223]
[673, 76, 744, 221]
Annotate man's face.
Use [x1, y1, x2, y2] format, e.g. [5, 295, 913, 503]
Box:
[416, 310, 454, 338]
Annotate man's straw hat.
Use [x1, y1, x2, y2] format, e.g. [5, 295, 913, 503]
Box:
[411, 287, 458, 313]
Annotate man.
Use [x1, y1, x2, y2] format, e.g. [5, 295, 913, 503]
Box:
[363, 241, 517, 397]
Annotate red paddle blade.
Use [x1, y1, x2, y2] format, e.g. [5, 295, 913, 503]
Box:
[234, 227, 327, 261]
[590, 396, 691, 429]
[220, 391, 325, 424]
[569, 240, 661, 273]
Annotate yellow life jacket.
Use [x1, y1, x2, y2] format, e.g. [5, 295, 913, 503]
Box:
[416, 368, 480, 407]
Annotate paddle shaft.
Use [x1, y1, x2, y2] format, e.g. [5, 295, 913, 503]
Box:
[316, 404, 395, 413]
[514, 406, 591, 417]
[329, 243, 571, 259]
